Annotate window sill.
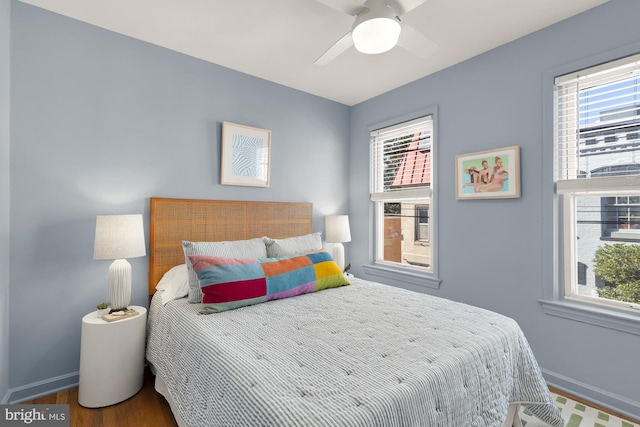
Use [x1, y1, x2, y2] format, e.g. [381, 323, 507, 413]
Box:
[601, 236, 640, 243]
[363, 263, 441, 290]
[539, 298, 640, 336]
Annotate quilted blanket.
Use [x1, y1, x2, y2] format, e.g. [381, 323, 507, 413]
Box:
[146, 277, 563, 427]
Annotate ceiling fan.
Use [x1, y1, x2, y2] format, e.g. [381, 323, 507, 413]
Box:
[314, 0, 436, 65]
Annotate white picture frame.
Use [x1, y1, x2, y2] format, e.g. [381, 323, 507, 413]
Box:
[221, 122, 271, 187]
[455, 145, 521, 200]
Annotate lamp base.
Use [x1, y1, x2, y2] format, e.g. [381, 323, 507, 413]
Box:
[332, 242, 346, 272]
[107, 259, 132, 312]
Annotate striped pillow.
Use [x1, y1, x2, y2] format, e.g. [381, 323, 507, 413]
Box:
[263, 232, 322, 258]
[189, 250, 350, 314]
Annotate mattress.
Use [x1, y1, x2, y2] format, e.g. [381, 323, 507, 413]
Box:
[146, 277, 563, 427]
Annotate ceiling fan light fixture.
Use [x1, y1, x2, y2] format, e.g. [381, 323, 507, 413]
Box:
[352, 17, 401, 54]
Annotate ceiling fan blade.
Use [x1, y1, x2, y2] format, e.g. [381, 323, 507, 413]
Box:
[396, 23, 437, 59]
[313, 0, 367, 16]
[394, 0, 429, 15]
[314, 32, 354, 65]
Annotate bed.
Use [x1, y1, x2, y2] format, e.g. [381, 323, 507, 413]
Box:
[145, 197, 564, 427]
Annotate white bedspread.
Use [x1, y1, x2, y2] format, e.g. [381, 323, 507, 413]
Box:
[146, 278, 563, 427]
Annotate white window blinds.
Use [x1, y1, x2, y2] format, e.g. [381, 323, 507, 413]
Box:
[370, 115, 432, 201]
[555, 52, 640, 192]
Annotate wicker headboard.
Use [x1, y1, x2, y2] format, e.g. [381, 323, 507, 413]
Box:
[148, 197, 313, 296]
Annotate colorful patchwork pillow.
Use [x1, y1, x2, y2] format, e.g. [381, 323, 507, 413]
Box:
[182, 238, 268, 303]
[189, 250, 350, 314]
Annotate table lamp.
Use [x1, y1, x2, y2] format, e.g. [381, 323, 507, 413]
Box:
[325, 215, 351, 272]
[93, 214, 146, 312]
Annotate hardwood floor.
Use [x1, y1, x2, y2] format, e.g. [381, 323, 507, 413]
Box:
[21, 367, 177, 427]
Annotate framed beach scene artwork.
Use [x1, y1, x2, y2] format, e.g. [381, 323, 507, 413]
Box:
[455, 145, 520, 200]
[221, 122, 271, 187]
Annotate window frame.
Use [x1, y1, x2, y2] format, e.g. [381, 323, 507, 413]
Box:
[542, 45, 640, 336]
[363, 107, 441, 290]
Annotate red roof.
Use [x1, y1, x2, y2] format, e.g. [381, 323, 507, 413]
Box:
[392, 133, 430, 186]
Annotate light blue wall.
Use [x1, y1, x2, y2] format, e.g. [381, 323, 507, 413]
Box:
[8, 1, 349, 401]
[350, 0, 640, 418]
[7, 0, 640, 418]
[0, 0, 10, 404]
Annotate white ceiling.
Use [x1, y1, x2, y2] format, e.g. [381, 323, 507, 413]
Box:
[19, 0, 608, 106]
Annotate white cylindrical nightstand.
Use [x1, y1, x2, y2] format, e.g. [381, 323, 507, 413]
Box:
[78, 305, 147, 408]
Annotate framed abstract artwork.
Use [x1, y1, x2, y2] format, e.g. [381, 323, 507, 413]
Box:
[455, 145, 521, 200]
[221, 122, 271, 187]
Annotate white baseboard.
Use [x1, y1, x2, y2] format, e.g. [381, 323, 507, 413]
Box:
[0, 389, 9, 404]
[7, 371, 78, 403]
[542, 368, 640, 422]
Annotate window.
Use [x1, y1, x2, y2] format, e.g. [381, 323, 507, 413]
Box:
[416, 205, 429, 242]
[602, 195, 640, 238]
[554, 52, 640, 311]
[370, 115, 432, 273]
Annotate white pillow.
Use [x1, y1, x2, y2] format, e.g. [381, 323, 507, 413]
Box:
[263, 232, 322, 258]
[155, 264, 189, 305]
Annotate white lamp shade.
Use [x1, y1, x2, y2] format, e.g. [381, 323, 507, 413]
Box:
[325, 215, 351, 243]
[94, 214, 146, 260]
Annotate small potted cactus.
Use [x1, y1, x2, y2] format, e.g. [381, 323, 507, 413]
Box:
[96, 302, 109, 318]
